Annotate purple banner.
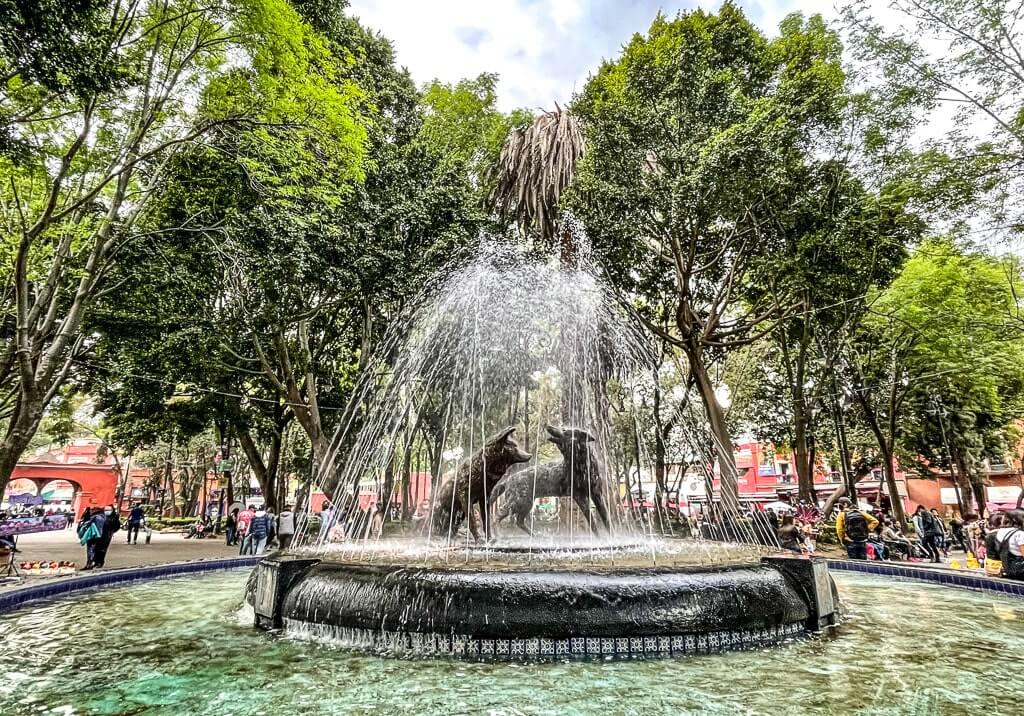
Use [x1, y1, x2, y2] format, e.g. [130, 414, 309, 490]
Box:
[0, 514, 68, 537]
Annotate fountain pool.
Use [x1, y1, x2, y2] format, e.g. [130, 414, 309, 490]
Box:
[2, 569, 1021, 715]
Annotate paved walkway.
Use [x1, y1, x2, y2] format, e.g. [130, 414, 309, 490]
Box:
[2, 528, 246, 593]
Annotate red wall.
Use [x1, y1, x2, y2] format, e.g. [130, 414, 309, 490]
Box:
[9, 462, 117, 519]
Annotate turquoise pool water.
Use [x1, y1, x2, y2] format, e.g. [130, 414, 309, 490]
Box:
[1, 570, 1021, 715]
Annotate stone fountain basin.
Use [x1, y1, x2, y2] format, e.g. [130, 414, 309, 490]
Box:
[250, 556, 838, 659]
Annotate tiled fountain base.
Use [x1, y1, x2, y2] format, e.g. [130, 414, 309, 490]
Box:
[282, 620, 807, 660]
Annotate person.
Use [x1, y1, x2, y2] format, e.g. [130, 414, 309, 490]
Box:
[964, 513, 983, 558]
[126, 503, 144, 544]
[237, 505, 255, 555]
[248, 507, 271, 555]
[930, 508, 950, 557]
[65, 508, 76, 530]
[277, 505, 296, 550]
[913, 505, 943, 563]
[777, 513, 804, 554]
[77, 507, 101, 570]
[370, 503, 384, 540]
[798, 517, 818, 553]
[835, 497, 879, 560]
[264, 508, 276, 546]
[984, 512, 1005, 576]
[991, 510, 1024, 580]
[881, 520, 913, 560]
[92, 505, 120, 568]
[225, 507, 239, 547]
[317, 500, 335, 543]
[949, 513, 968, 552]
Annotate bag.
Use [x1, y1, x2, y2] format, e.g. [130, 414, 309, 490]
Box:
[79, 522, 100, 545]
[999, 529, 1024, 579]
[844, 509, 869, 542]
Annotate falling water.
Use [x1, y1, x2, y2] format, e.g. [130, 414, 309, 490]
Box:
[292, 234, 772, 563]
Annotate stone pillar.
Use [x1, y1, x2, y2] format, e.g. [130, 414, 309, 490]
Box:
[761, 556, 839, 631]
[253, 555, 321, 629]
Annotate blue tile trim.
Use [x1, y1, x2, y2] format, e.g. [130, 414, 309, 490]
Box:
[827, 559, 1024, 598]
[0, 556, 260, 614]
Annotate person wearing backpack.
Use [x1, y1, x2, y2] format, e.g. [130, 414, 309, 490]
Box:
[991, 510, 1024, 580]
[835, 497, 879, 560]
[913, 505, 943, 563]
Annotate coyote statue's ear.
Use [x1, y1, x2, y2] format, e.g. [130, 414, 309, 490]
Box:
[493, 426, 516, 443]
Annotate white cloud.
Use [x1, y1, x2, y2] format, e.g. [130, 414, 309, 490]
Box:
[348, 1, 848, 111]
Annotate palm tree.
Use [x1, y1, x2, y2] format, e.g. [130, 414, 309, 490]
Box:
[488, 108, 585, 261]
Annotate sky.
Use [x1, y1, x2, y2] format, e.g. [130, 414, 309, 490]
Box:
[346, 1, 851, 111]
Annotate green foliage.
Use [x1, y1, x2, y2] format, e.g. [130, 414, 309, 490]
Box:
[419, 73, 530, 197]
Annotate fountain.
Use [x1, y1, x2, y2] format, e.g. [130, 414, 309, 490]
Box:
[248, 239, 839, 659]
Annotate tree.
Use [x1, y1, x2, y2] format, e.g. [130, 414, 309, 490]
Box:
[851, 238, 1024, 519]
[0, 0, 366, 500]
[569, 6, 851, 511]
[420, 73, 531, 201]
[844, 0, 1024, 239]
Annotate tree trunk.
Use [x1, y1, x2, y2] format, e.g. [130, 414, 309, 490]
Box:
[792, 414, 815, 504]
[879, 447, 908, 529]
[0, 394, 45, 498]
[686, 349, 740, 513]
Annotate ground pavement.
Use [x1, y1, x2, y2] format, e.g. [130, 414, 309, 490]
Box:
[2, 528, 245, 593]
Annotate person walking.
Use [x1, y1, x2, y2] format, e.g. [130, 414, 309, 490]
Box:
[277, 505, 296, 550]
[835, 498, 878, 560]
[126, 503, 144, 545]
[92, 505, 121, 568]
[913, 505, 943, 563]
[248, 507, 271, 555]
[225, 507, 239, 547]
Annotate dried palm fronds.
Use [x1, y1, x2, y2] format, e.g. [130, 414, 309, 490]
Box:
[488, 108, 585, 244]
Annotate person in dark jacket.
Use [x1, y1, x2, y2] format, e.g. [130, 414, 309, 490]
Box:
[92, 505, 120, 568]
[225, 507, 239, 546]
[248, 508, 271, 555]
[126, 503, 145, 544]
[77, 507, 100, 569]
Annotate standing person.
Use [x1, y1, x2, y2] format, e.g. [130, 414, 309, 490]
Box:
[317, 500, 335, 544]
[835, 497, 878, 560]
[277, 505, 296, 550]
[92, 505, 120, 568]
[237, 505, 255, 555]
[77, 508, 100, 570]
[248, 507, 270, 555]
[913, 505, 943, 563]
[264, 507, 276, 547]
[225, 507, 239, 547]
[991, 510, 1024, 580]
[126, 503, 144, 545]
[930, 508, 950, 557]
[949, 513, 968, 552]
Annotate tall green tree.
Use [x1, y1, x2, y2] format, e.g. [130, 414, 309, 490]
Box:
[569, 6, 851, 511]
[851, 238, 1024, 517]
